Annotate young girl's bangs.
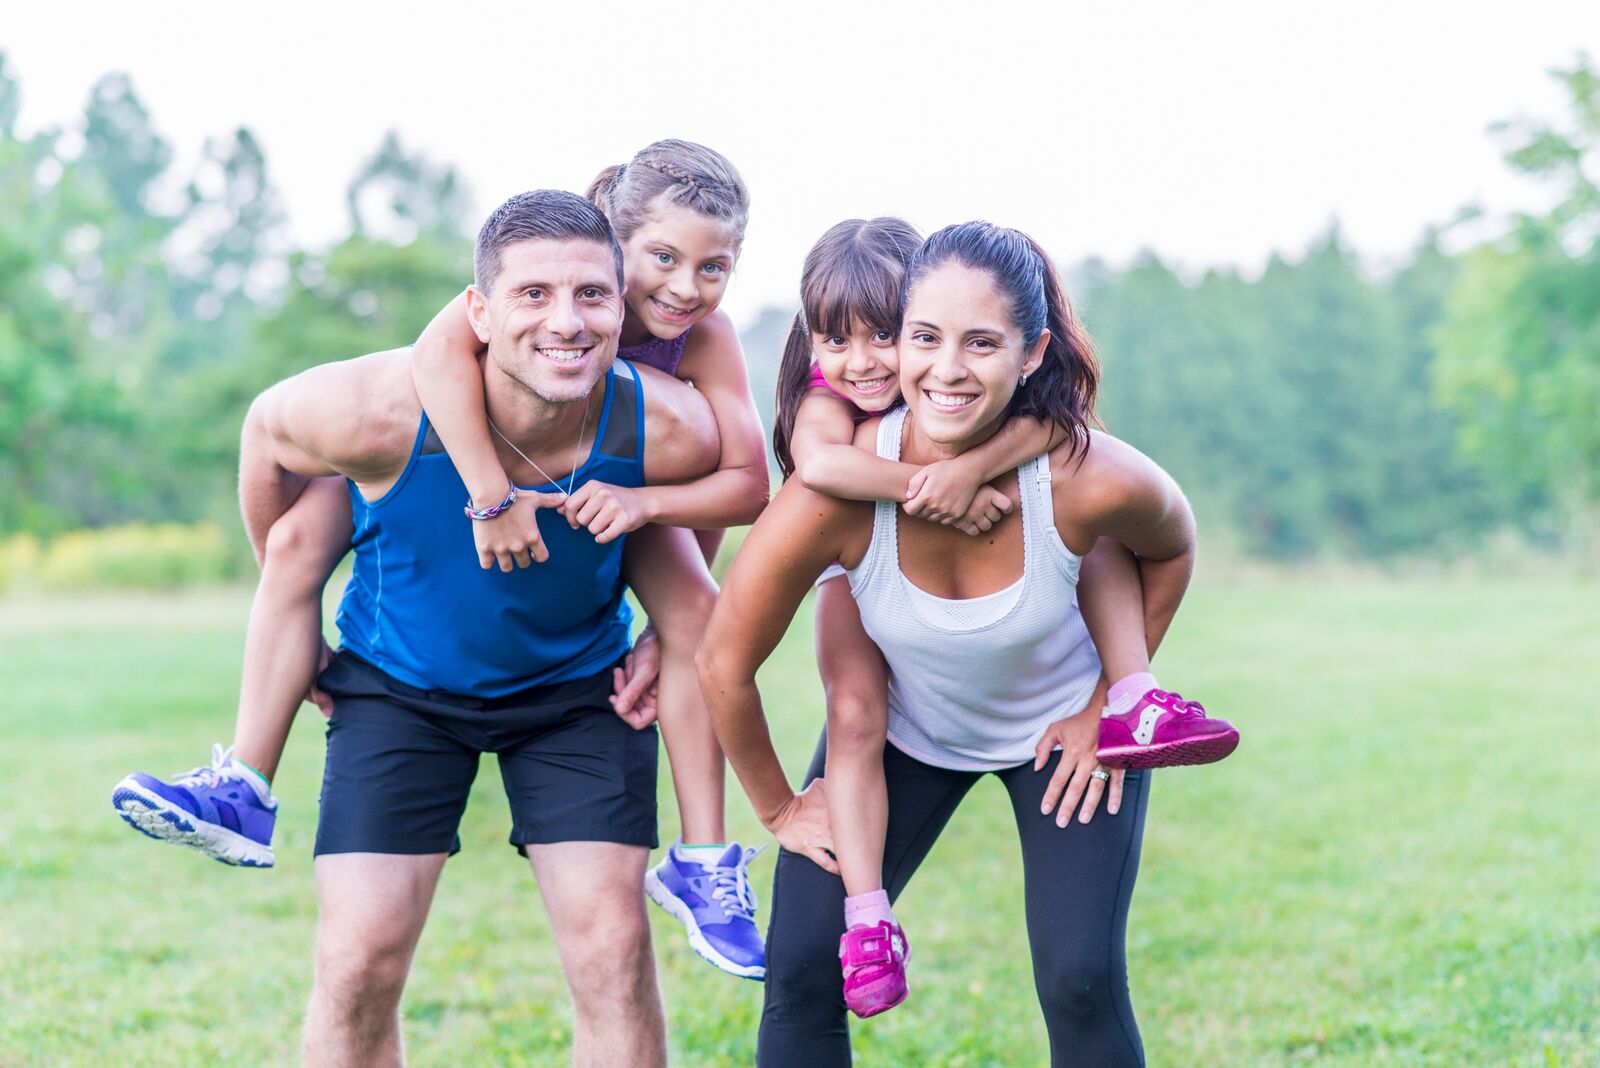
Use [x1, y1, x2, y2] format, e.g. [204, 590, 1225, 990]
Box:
[805, 251, 904, 342]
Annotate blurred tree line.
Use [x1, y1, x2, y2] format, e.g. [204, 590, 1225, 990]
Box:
[1, 54, 1595, 560]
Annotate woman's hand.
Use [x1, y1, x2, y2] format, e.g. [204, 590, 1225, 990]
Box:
[766, 779, 838, 874]
[561, 482, 655, 543]
[1033, 683, 1124, 826]
[474, 491, 565, 571]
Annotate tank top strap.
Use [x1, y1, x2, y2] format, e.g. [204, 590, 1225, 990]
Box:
[1026, 449, 1083, 585]
[849, 408, 909, 588]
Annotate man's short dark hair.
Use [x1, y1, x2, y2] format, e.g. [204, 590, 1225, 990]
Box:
[474, 189, 625, 295]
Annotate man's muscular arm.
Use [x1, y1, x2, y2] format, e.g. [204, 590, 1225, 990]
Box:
[238, 349, 418, 562]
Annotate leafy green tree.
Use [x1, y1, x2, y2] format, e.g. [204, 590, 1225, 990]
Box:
[0, 58, 141, 532]
[1433, 55, 1600, 527]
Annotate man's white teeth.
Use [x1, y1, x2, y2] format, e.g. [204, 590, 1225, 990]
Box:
[539, 348, 586, 363]
[927, 390, 976, 408]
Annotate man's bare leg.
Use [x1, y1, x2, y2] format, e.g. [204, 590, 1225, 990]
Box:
[528, 841, 665, 1068]
[303, 853, 446, 1068]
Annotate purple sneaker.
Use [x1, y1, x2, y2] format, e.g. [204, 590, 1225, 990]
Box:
[840, 920, 910, 1018]
[1097, 689, 1240, 770]
[111, 744, 277, 867]
[644, 840, 766, 980]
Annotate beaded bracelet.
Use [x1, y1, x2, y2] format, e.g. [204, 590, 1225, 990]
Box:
[464, 483, 518, 521]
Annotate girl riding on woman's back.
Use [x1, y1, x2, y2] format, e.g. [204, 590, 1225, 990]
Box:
[768, 217, 1240, 1019]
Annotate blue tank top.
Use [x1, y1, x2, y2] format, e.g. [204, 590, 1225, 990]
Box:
[335, 361, 648, 697]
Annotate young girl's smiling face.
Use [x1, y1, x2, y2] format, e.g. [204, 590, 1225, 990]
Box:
[620, 197, 739, 341]
[813, 322, 901, 412]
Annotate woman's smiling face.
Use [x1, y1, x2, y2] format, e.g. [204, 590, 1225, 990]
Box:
[898, 261, 1046, 449]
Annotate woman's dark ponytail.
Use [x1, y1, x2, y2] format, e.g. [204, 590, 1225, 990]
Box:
[1015, 233, 1101, 460]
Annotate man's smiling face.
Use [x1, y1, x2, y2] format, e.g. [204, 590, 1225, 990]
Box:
[472, 237, 625, 405]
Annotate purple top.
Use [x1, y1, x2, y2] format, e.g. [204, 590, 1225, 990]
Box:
[618, 329, 689, 377]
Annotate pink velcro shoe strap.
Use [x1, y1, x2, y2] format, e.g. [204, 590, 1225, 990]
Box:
[839, 921, 903, 969]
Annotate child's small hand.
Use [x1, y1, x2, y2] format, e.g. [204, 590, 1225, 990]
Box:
[952, 485, 1014, 536]
[904, 459, 984, 524]
[474, 491, 566, 571]
[561, 482, 654, 543]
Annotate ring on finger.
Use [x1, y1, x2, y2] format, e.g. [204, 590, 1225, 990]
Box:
[1090, 768, 1111, 782]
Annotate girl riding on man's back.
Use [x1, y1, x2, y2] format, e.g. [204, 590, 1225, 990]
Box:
[772, 217, 1240, 1019]
[112, 140, 776, 980]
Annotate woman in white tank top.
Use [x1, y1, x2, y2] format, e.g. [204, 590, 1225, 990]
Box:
[700, 222, 1199, 1066]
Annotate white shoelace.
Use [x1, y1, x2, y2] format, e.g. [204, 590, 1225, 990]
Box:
[175, 743, 241, 789]
[708, 846, 764, 920]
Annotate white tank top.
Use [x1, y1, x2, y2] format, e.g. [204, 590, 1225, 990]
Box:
[847, 407, 1103, 771]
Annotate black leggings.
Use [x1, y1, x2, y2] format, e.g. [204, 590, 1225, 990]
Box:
[759, 734, 1150, 1067]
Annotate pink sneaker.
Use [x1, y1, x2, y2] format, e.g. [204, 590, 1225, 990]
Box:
[1096, 689, 1240, 769]
[839, 920, 910, 1018]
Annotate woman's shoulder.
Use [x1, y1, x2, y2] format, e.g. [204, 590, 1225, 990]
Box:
[1047, 429, 1154, 524]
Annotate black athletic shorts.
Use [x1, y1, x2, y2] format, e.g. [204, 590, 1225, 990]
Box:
[313, 651, 658, 857]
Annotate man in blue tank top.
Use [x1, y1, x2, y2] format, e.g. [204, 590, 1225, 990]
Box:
[240, 191, 719, 1066]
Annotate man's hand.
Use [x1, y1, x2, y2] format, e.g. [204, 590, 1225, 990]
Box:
[766, 779, 837, 874]
[610, 625, 661, 729]
[1033, 680, 1124, 826]
[561, 482, 654, 544]
[473, 491, 567, 571]
[305, 639, 335, 718]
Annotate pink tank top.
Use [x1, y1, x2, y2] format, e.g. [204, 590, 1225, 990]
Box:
[806, 363, 861, 412]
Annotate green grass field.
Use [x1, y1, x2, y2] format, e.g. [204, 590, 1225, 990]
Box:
[1, 575, 1597, 1066]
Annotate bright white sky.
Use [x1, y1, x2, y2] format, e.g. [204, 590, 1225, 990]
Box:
[5, 1, 1595, 325]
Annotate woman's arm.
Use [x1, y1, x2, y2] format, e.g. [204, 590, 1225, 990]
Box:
[696, 480, 868, 872]
[1059, 433, 1197, 651]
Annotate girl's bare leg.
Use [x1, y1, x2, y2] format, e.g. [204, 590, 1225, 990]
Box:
[814, 575, 891, 898]
[1076, 537, 1150, 685]
[231, 477, 352, 781]
[623, 524, 724, 845]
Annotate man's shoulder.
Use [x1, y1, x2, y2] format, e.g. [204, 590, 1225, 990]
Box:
[626, 358, 719, 483]
[280, 347, 423, 480]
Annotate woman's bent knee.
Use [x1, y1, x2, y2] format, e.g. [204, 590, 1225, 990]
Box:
[1035, 955, 1122, 1023]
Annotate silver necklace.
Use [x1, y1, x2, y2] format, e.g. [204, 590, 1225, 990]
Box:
[488, 395, 592, 497]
